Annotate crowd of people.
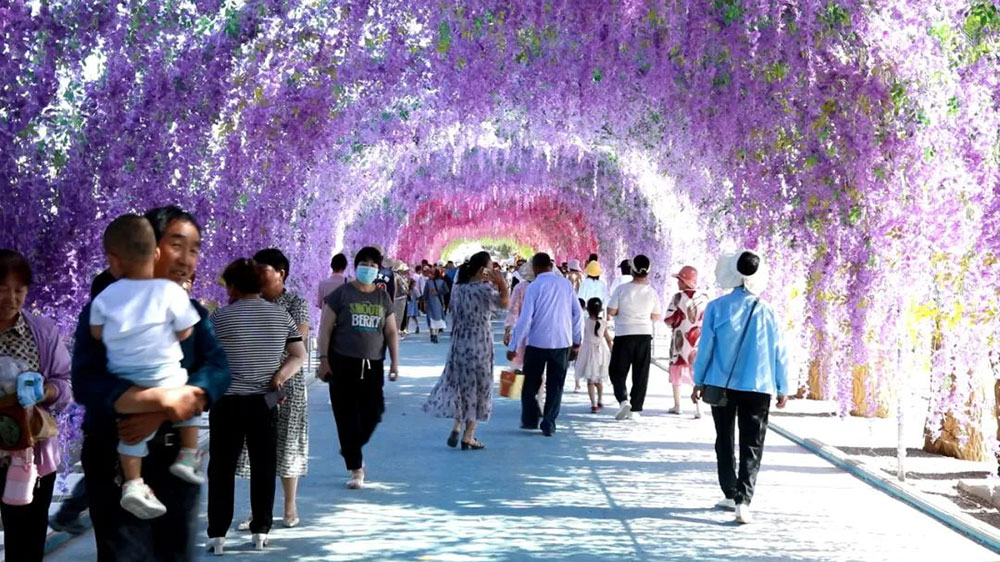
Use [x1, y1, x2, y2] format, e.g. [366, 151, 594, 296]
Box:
[0, 203, 789, 560]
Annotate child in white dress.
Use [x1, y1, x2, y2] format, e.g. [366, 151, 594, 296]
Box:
[576, 298, 613, 413]
[89, 215, 204, 520]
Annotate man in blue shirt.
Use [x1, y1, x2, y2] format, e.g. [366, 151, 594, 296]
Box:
[507, 253, 583, 436]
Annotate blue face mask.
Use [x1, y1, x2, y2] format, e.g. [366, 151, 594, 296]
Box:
[356, 265, 379, 285]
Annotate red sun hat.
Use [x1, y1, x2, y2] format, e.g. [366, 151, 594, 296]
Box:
[672, 265, 698, 289]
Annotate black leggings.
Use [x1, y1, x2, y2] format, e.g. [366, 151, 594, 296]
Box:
[0, 469, 56, 561]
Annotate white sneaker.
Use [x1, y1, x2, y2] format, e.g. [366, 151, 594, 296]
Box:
[615, 401, 632, 420]
[252, 533, 268, 550]
[120, 479, 167, 520]
[169, 448, 205, 485]
[208, 537, 225, 556]
[715, 497, 736, 510]
[735, 503, 753, 524]
[346, 468, 365, 489]
[631, 411, 641, 420]
[237, 513, 252, 531]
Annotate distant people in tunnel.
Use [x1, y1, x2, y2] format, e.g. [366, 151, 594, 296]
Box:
[578, 259, 609, 308]
[504, 261, 536, 372]
[317, 253, 350, 308]
[609, 259, 633, 296]
[692, 250, 789, 525]
[607, 254, 661, 421]
[507, 253, 583, 437]
[423, 267, 450, 343]
[424, 252, 509, 449]
[316, 246, 400, 491]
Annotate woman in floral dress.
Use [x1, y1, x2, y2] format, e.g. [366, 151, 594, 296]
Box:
[424, 252, 509, 449]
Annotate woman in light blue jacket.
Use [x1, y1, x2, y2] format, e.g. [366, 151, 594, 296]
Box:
[692, 250, 789, 525]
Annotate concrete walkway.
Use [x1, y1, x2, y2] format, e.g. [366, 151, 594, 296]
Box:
[48, 323, 997, 561]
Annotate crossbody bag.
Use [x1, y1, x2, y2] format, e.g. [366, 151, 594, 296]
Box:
[701, 298, 759, 408]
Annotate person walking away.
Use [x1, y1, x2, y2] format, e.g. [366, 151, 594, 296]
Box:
[664, 265, 709, 419]
[392, 263, 410, 333]
[406, 271, 422, 334]
[423, 269, 449, 343]
[317, 253, 350, 308]
[506, 253, 582, 436]
[87, 216, 205, 519]
[503, 261, 535, 371]
[607, 255, 661, 421]
[424, 253, 509, 449]
[565, 260, 584, 293]
[316, 247, 400, 490]
[0, 249, 73, 561]
[609, 259, 633, 296]
[206, 258, 305, 553]
[692, 250, 788, 525]
[73, 205, 231, 561]
[578, 261, 609, 306]
[576, 298, 613, 413]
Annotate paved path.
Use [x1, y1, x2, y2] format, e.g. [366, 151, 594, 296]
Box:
[49, 323, 997, 561]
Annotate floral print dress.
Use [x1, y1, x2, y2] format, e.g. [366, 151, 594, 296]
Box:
[424, 282, 502, 421]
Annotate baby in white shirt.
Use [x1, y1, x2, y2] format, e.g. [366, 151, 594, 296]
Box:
[90, 215, 203, 520]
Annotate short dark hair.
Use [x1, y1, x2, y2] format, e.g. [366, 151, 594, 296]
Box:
[103, 215, 157, 263]
[331, 253, 348, 272]
[588, 253, 599, 263]
[631, 255, 651, 277]
[737, 251, 760, 276]
[253, 248, 290, 278]
[354, 246, 383, 267]
[531, 252, 553, 269]
[222, 258, 262, 294]
[0, 249, 32, 286]
[619, 259, 631, 276]
[144, 205, 201, 242]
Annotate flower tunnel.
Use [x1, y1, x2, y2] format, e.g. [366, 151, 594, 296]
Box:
[1, 0, 998, 460]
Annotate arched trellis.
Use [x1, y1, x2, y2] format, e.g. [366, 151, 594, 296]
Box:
[1, 0, 997, 460]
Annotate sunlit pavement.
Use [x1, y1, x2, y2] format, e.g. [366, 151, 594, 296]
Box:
[48, 323, 996, 561]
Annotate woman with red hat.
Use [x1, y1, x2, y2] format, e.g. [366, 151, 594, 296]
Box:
[663, 265, 709, 418]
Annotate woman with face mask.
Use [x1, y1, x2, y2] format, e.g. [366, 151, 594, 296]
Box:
[424, 252, 509, 449]
[316, 247, 400, 489]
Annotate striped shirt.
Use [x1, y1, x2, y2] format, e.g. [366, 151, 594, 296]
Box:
[210, 298, 302, 395]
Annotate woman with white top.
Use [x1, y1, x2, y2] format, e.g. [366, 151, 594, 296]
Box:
[607, 255, 661, 420]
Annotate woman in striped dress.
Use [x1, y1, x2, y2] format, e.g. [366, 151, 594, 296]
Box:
[236, 249, 311, 529]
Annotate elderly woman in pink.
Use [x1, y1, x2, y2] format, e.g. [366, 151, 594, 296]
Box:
[503, 262, 535, 371]
[0, 249, 73, 561]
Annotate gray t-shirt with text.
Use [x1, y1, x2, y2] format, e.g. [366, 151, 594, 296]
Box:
[325, 282, 393, 360]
